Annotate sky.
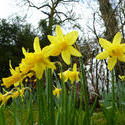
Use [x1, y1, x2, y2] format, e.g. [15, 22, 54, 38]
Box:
[0, 0, 12, 18]
[0, 0, 43, 25]
[0, 0, 102, 39]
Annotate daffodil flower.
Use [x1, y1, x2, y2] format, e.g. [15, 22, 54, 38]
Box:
[0, 92, 12, 106]
[0, 89, 17, 106]
[0, 87, 31, 106]
[53, 86, 62, 98]
[19, 37, 56, 79]
[118, 75, 125, 81]
[2, 61, 24, 88]
[96, 32, 125, 70]
[59, 63, 80, 84]
[68, 63, 80, 84]
[58, 70, 69, 82]
[46, 25, 82, 65]
[12, 87, 31, 100]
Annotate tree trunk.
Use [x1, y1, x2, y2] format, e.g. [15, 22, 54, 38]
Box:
[98, 0, 124, 80]
[98, 0, 118, 40]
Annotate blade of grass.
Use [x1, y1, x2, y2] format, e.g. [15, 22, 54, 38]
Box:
[90, 96, 97, 117]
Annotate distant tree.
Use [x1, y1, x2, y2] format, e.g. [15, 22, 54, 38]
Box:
[17, 0, 81, 46]
[16, 0, 82, 70]
[0, 17, 36, 78]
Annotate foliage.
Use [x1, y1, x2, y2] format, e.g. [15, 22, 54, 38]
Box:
[0, 17, 36, 79]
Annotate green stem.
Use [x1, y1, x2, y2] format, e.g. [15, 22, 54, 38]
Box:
[46, 68, 55, 125]
[111, 70, 116, 125]
[111, 70, 115, 110]
[37, 80, 47, 125]
[80, 58, 90, 125]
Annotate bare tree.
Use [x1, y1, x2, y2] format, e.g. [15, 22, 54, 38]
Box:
[18, 0, 80, 34]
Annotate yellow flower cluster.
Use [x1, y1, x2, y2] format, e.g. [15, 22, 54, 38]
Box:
[53, 86, 62, 98]
[1, 25, 81, 88]
[58, 63, 80, 84]
[0, 87, 31, 106]
[119, 75, 125, 81]
[0, 25, 82, 102]
[1, 25, 124, 102]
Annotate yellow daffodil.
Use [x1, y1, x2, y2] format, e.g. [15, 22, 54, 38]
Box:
[96, 32, 125, 70]
[59, 63, 80, 84]
[46, 25, 82, 65]
[19, 37, 56, 79]
[12, 91, 19, 98]
[68, 63, 80, 84]
[2, 61, 24, 88]
[53, 86, 62, 98]
[0, 88, 16, 106]
[12, 87, 31, 99]
[0, 87, 31, 106]
[58, 70, 69, 82]
[118, 75, 125, 81]
[0, 92, 12, 106]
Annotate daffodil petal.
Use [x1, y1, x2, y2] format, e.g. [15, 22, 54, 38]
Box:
[14, 82, 20, 87]
[113, 32, 121, 44]
[64, 31, 78, 45]
[64, 77, 68, 82]
[41, 45, 52, 57]
[33, 37, 42, 53]
[58, 73, 62, 79]
[56, 25, 64, 40]
[47, 35, 58, 44]
[118, 55, 125, 62]
[121, 44, 125, 52]
[48, 62, 56, 71]
[73, 63, 77, 71]
[61, 50, 71, 65]
[9, 60, 15, 75]
[22, 47, 27, 56]
[96, 51, 109, 60]
[70, 78, 75, 84]
[2, 74, 21, 88]
[76, 74, 80, 82]
[107, 57, 117, 71]
[33, 63, 45, 79]
[99, 38, 112, 50]
[42, 44, 60, 56]
[68, 46, 82, 57]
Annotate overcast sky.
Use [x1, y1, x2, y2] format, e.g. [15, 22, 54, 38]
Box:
[0, 0, 43, 25]
[0, 0, 13, 18]
[0, 0, 103, 39]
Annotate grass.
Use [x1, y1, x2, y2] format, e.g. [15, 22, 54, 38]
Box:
[2, 105, 125, 125]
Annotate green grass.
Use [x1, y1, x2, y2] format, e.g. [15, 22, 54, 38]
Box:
[2, 105, 125, 125]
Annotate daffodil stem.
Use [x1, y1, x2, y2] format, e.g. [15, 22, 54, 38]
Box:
[80, 58, 90, 125]
[111, 70, 115, 111]
[111, 70, 116, 125]
[37, 80, 44, 125]
[46, 68, 55, 125]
